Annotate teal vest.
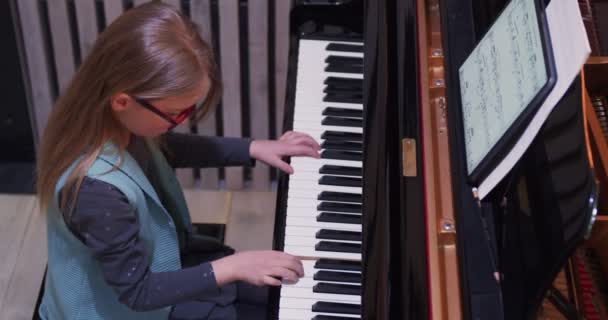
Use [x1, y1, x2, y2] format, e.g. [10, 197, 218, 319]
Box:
[39, 141, 193, 319]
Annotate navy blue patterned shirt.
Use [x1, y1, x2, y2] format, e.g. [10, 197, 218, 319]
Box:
[59, 133, 254, 311]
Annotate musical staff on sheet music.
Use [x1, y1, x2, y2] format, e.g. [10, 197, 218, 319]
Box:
[459, 0, 547, 175]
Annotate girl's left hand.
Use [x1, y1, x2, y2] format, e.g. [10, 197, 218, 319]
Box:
[249, 131, 321, 174]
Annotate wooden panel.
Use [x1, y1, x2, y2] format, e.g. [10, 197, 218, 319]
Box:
[47, 0, 76, 93]
[248, 1, 271, 190]
[103, 0, 124, 25]
[74, 0, 98, 59]
[15, 0, 55, 144]
[0, 196, 46, 320]
[218, 0, 244, 190]
[417, 0, 462, 318]
[225, 191, 276, 251]
[185, 190, 231, 224]
[190, 0, 220, 189]
[274, 0, 292, 137]
[0, 196, 37, 317]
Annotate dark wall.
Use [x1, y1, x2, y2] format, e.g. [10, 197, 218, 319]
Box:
[1, 0, 35, 163]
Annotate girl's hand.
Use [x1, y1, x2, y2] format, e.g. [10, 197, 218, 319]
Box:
[211, 250, 304, 286]
[249, 131, 321, 174]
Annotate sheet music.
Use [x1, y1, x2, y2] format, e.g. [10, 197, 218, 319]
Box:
[459, 0, 548, 175]
[477, 0, 591, 199]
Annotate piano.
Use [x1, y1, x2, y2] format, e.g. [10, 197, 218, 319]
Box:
[268, 1, 598, 319]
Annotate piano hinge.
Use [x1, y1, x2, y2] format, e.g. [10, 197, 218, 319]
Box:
[402, 138, 417, 177]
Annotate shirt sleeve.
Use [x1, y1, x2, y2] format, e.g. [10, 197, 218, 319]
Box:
[60, 177, 221, 311]
[161, 132, 256, 168]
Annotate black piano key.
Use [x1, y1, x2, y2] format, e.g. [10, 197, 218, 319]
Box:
[325, 64, 364, 74]
[326, 42, 364, 53]
[319, 175, 362, 187]
[324, 81, 363, 92]
[316, 229, 362, 242]
[316, 241, 361, 253]
[324, 76, 363, 87]
[321, 150, 363, 162]
[324, 92, 363, 104]
[319, 165, 362, 177]
[314, 270, 362, 284]
[314, 282, 361, 296]
[324, 85, 362, 95]
[318, 201, 362, 214]
[322, 116, 363, 128]
[325, 55, 363, 66]
[321, 140, 363, 152]
[312, 316, 357, 320]
[322, 131, 363, 142]
[317, 212, 362, 224]
[318, 191, 362, 203]
[322, 107, 363, 118]
[315, 258, 362, 272]
[312, 301, 361, 315]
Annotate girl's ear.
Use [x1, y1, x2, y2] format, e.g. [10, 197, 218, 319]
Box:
[110, 93, 132, 112]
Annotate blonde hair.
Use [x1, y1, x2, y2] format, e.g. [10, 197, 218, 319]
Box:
[36, 2, 221, 212]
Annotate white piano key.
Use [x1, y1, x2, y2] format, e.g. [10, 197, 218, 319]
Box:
[286, 207, 361, 218]
[291, 158, 362, 167]
[279, 308, 360, 319]
[279, 296, 361, 311]
[278, 39, 365, 317]
[293, 124, 363, 134]
[285, 236, 360, 247]
[285, 217, 361, 231]
[283, 245, 361, 260]
[287, 181, 363, 195]
[280, 286, 360, 303]
[283, 277, 357, 289]
[288, 198, 360, 208]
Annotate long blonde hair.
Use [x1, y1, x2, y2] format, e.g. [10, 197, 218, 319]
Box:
[36, 2, 221, 212]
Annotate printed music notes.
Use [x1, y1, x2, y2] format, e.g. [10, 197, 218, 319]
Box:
[459, 0, 548, 178]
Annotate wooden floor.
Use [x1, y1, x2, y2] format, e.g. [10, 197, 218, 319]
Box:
[0, 190, 276, 320]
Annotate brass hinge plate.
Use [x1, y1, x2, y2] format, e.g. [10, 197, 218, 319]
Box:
[402, 138, 417, 177]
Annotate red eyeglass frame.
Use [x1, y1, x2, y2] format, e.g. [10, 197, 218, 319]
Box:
[132, 96, 196, 130]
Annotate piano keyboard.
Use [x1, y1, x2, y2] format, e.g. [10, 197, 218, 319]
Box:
[279, 38, 364, 319]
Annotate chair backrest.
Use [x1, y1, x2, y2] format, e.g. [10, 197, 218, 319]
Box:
[12, 0, 294, 191]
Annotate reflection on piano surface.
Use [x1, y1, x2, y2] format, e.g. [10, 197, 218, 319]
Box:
[268, 0, 600, 319]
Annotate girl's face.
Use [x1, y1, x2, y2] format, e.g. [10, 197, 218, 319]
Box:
[111, 76, 211, 137]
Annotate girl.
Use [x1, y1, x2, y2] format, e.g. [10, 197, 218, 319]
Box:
[35, 2, 319, 319]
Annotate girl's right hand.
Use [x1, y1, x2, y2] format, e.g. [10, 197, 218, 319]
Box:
[211, 250, 305, 287]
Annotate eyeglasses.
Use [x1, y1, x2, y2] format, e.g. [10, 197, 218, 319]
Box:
[132, 96, 195, 130]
